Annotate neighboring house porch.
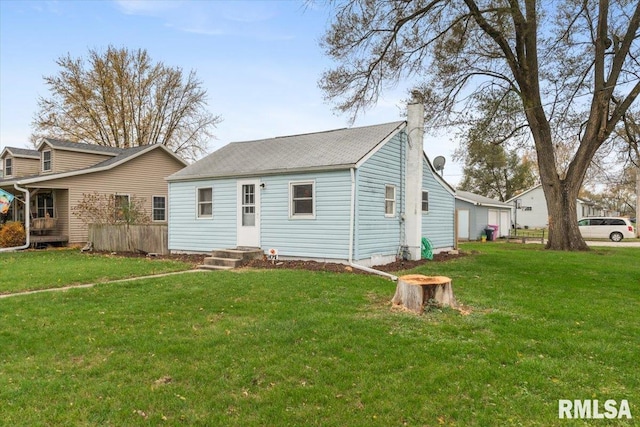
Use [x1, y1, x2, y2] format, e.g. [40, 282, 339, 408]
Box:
[0, 139, 186, 246]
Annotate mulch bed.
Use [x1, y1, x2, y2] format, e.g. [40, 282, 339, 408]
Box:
[243, 251, 464, 274]
[90, 249, 465, 274]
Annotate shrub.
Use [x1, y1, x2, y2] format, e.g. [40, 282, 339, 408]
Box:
[0, 221, 26, 247]
[72, 192, 150, 225]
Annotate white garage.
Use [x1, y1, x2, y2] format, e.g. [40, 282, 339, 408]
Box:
[456, 191, 513, 240]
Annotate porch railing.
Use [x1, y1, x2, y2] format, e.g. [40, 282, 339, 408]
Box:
[31, 217, 58, 232]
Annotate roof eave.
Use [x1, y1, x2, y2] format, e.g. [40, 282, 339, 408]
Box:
[167, 163, 356, 182]
[457, 196, 512, 208]
[354, 122, 406, 168]
[506, 184, 543, 203]
[37, 138, 121, 157]
[0, 178, 19, 187]
[1, 147, 40, 160]
[15, 144, 182, 185]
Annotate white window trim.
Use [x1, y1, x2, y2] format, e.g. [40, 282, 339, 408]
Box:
[196, 186, 213, 219]
[4, 158, 12, 176]
[42, 150, 52, 172]
[152, 195, 167, 222]
[385, 184, 396, 218]
[421, 189, 429, 213]
[289, 180, 316, 219]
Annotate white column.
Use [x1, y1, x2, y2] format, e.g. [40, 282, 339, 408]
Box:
[405, 98, 424, 260]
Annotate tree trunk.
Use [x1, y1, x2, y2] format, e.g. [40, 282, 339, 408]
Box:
[543, 180, 590, 251]
[392, 275, 457, 314]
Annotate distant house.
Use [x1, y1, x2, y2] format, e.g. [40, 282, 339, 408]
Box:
[576, 198, 615, 218]
[0, 139, 187, 245]
[455, 190, 512, 240]
[506, 184, 613, 229]
[166, 101, 456, 266]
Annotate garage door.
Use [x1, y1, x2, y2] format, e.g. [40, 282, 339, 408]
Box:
[488, 209, 499, 227]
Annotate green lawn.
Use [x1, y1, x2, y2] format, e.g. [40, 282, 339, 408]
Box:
[0, 249, 193, 294]
[0, 243, 637, 426]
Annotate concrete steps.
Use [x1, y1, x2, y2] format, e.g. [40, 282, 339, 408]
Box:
[199, 248, 264, 271]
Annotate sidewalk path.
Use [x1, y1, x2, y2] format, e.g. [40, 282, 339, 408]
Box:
[0, 269, 208, 300]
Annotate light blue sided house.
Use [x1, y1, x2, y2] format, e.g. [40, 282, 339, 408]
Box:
[166, 101, 455, 267]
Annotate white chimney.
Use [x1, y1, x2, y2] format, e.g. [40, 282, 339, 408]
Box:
[405, 95, 424, 260]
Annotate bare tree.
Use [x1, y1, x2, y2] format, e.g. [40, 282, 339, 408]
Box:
[320, 0, 640, 250]
[32, 46, 221, 161]
[454, 89, 537, 201]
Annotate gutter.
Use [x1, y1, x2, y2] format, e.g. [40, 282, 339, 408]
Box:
[0, 183, 30, 252]
[166, 163, 358, 182]
[347, 168, 398, 281]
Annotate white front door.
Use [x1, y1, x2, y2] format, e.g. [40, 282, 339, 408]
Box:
[500, 210, 510, 237]
[237, 180, 260, 248]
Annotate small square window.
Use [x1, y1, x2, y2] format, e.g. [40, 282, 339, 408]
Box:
[385, 185, 396, 217]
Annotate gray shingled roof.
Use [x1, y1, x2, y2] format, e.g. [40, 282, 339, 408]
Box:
[41, 138, 125, 155]
[2, 147, 40, 158]
[456, 190, 512, 207]
[85, 144, 151, 169]
[0, 144, 185, 186]
[168, 121, 405, 181]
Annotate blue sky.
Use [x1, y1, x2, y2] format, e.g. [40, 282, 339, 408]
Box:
[0, 0, 462, 184]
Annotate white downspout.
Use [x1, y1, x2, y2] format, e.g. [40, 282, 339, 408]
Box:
[348, 168, 398, 281]
[0, 183, 30, 252]
[348, 168, 355, 265]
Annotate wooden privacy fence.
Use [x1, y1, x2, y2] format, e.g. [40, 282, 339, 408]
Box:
[88, 224, 169, 255]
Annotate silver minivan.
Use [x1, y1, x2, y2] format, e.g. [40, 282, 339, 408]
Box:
[577, 217, 636, 242]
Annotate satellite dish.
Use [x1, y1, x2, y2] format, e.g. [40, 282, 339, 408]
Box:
[433, 156, 446, 174]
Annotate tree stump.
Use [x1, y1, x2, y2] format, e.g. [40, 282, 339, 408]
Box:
[392, 274, 457, 314]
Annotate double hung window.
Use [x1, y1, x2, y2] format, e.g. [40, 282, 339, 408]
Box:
[290, 182, 314, 218]
[42, 150, 52, 172]
[152, 196, 166, 221]
[197, 188, 213, 218]
[385, 185, 396, 217]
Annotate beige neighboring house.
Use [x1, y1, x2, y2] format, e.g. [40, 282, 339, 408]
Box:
[0, 138, 187, 245]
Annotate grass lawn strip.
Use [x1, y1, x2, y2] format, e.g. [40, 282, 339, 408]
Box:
[0, 249, 195, 294]
[0, 269, 208, 299]
[0, 243, 637, 426]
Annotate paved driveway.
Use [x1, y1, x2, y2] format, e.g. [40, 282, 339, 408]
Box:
[585, 240, 640, 247]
